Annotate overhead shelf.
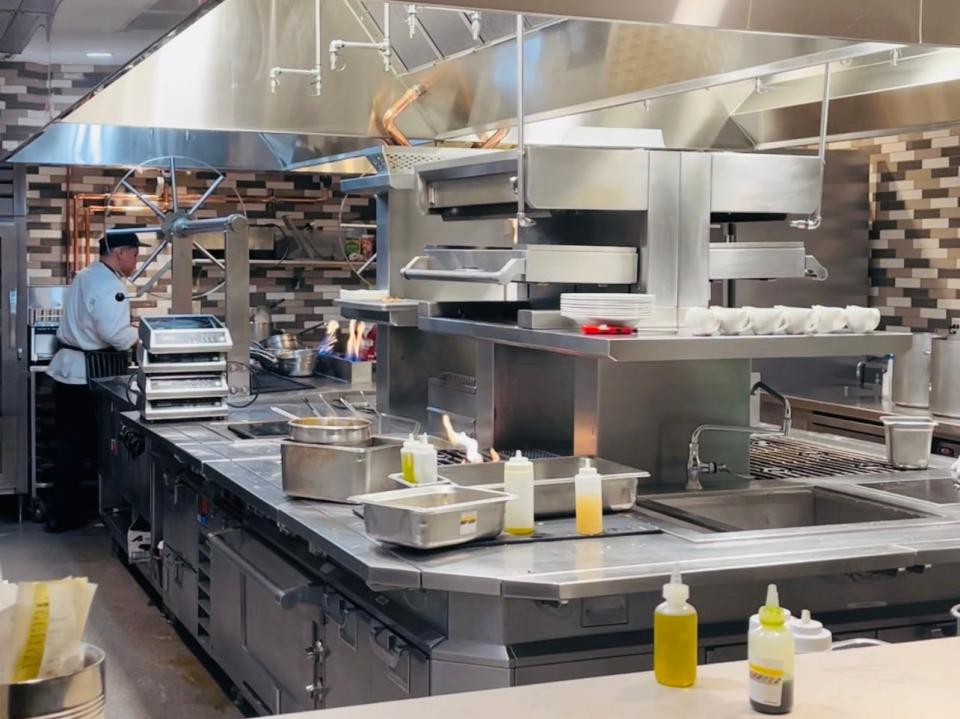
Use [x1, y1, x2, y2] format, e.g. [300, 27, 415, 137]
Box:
[334, 298, 421, 327]
[417, 317, 912, 362]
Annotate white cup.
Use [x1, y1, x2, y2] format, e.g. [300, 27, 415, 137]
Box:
[711, 306, 752, 335]
[746, 307, 788, 335]
[810, 305, 848, 334]
[685, 307, 721, 336]
[775, 306, 814, 335]
[845, 305, 881, 333]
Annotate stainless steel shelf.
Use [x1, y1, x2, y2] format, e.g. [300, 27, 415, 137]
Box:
[194, 259, 373, 269]
[417, 317, 913, 362]
[335, 299, 421, 327]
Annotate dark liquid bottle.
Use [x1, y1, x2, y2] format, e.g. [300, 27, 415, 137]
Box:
[750, 678, 794, 715]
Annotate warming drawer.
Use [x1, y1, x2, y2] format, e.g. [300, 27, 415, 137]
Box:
[401, 245, 637, 286]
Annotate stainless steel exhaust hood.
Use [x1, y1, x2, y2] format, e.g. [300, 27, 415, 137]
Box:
[9, 0, 960, 170]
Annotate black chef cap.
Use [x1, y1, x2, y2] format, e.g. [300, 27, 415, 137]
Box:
[99, 230, 147, 255]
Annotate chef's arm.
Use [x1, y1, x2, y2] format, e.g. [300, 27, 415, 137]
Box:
[93, 297, 139, 351]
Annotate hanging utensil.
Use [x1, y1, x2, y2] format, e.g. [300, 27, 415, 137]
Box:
[271, 406, 299, 420]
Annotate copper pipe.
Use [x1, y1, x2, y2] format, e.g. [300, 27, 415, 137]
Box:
[382, 83, 427, 146]
[474, 127, 509, 149]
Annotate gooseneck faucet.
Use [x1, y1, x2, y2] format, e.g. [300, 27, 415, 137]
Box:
[685, 381, 792, 491]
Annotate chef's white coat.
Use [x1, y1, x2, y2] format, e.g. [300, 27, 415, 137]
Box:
[46, 261, 138, 385]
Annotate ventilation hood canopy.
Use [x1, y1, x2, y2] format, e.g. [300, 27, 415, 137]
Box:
[9, 0, 960, 170]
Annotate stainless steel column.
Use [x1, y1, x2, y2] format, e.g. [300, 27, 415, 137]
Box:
[171, 230, 194, 314]
[643, 152, 680, 321]
[224, 218, 250, 397]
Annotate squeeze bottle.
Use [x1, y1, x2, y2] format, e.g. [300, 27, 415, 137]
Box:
[574, 460, 603, 536]
[748, 584, 795, 714]
[503, 451, 535, 536]
[401, 434, 418, 484]
[413, 434, 438, 485]
[653, 571, 698, 687]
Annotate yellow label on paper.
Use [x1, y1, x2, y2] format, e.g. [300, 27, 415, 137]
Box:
[14, 583, 50, 682]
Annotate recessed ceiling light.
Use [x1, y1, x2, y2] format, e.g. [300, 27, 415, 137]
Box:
[85, 51, 113, 59]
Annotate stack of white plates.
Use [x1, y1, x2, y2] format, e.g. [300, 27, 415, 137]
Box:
[560, 293, 655, 327]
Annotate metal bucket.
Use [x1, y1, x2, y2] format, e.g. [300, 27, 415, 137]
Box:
[893, 332, 933, 408]
[931, 336, 960, 417]
[880, 415, 938, 469]
[0, 644, 105, 719]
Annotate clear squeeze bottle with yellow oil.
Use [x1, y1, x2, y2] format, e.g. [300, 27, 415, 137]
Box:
[653, 571, 698, 687]
[574, 460, 604, 536]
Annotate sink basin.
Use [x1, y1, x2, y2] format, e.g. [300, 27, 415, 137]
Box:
[861, 478, 960, 505]
[637, 486, 933, 532]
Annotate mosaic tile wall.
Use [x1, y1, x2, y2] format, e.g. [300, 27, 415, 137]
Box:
[0, 62, 113, 154]
[830, 128, 960, 333]
[24, 165, 375, 333]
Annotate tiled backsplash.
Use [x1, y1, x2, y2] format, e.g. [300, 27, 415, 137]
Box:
[0, 62, 113, 153]
[24, 164, 375, 332]
[831, 128, 960, 332]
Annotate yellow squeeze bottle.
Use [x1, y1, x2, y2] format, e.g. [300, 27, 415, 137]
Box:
[574, 460, 604, 536]
[401, 434, 418, 484]
[654, 571, 698, 688]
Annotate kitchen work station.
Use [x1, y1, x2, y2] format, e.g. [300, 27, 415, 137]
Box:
[3, 1, 960, 718]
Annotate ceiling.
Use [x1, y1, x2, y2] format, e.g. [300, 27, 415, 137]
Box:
[7, 0, 208, 65]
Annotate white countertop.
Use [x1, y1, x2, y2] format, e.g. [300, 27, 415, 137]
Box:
[276, 638, 960, 719]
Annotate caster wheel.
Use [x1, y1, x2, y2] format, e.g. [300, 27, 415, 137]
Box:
[30, 498, 47, 523]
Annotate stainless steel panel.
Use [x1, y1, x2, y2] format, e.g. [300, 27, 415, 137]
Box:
[861, 478, 960, 505]
[526, 147, 648, 211]
[162, 544, 199, 635]
[643, 151, 680, 312]
[515, 651, 652, 685]
[419, 1, 933, 46]
[708, 242, 808, 280]
[678, 152, 711, 309]
[525, 245, 637, 285]
[0, 218, 25, 493]
[931, 338, 960, 419]
[575, 359, 752, 486]
[894, 333, 934, 409]
[711, 154, 821, 214]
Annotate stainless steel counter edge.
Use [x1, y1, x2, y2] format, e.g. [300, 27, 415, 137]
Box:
[416, 317, 912, 362]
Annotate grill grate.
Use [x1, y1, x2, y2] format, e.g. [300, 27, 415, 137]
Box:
[750, 436, 908, 480]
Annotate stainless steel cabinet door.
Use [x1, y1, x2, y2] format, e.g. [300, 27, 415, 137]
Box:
[0, 218, 25, 495]
[321, 589, 371, 708]
[162, 544, 199, 635]
[207, 528, 323, 714]
[159, 467, 200, 569]
[365, 617, 430, 702]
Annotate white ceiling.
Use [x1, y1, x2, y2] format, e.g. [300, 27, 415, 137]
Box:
[14, 0, 200, 66]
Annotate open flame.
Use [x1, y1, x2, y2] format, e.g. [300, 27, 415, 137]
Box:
[319, 320, 339, 356]
[345, 319, 366, 362]
[441, 413, 485, 464]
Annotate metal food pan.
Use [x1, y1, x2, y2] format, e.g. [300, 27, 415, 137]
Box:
[436, 456, 648, 517]
[352, 485, 512, 549]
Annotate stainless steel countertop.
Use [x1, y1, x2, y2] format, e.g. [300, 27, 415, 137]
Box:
[100, 380, 960, 601]
[773, 389, 960, 441]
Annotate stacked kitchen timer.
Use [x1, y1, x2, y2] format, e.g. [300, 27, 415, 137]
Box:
[560, 293, 655, 328]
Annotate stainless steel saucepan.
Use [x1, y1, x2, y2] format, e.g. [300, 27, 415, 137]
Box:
[288, 415, 373, 445]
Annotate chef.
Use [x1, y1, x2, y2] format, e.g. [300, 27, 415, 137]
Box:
[45, 230, 144, 532]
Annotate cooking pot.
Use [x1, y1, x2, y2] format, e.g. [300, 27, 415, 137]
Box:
[288, 416, 373, 445]
[264, 333, 302, 351]
[275, 348, 318, 377]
